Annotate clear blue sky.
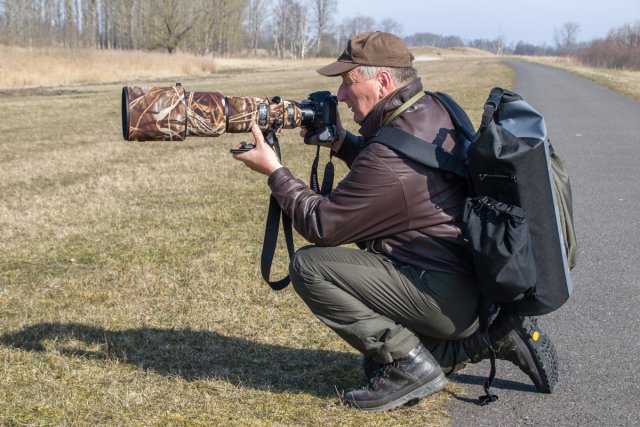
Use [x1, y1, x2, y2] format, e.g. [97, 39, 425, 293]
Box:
[337, 0, 640, 46]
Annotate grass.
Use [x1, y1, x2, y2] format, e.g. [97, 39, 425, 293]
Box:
[525, 55, 640, 101]
[0, 49, 516, 426]
[0, 46, 219, 88]
[6, 45, 639, 426]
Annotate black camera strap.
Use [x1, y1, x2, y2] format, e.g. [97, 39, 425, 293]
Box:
[261, 194, 295, 290]
[261, 126, 335, 291]
[260, 124, 295, 291]
[310, 145, 334, 195]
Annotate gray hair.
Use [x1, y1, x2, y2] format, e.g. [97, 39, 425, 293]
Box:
[357, 65, 418, 86]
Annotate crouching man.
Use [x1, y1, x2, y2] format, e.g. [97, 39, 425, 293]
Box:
[233, 31, 558, 412]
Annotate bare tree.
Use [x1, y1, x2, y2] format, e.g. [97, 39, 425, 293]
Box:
[151, 0, 200, 53]
[340, 15, 376, 39]
[0, 0, 15, 45]
[80, 0, 98, 48]
[245, 0, 270, 54]
[380, 18, 401, 35]
[608, 21, 640, 47]
[554, 22, 581, 54]
[310, 0, 336, 55]
[289, 0, 313, 59]
[271, 0, 290, 58]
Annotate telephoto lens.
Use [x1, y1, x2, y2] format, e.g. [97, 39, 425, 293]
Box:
[121, 84, 304, 142]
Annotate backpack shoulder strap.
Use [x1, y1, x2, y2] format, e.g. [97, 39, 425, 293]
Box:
[368, 126, 467, 178]
[426, 91, 476, 142]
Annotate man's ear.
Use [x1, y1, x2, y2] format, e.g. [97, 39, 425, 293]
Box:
[377, 70, 397, 98]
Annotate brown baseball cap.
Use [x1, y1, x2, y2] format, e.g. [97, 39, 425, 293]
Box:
[317, 31, 413, 77]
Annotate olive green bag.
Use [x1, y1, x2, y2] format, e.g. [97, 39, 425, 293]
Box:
[550, 146, 577, 270]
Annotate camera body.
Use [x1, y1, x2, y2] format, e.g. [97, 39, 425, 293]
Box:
[299, 91, 338, 146]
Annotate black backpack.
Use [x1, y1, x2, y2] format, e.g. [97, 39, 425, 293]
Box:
[369, 88, 576, 402]
[369, 88, 576, 317]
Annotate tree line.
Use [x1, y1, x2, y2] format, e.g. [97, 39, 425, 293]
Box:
[1, 1, 638, 69]
[0, 0, 401, 58]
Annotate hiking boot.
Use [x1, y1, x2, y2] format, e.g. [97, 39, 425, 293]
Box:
[464, 313, 559, 393]
[344, 342, 448, 412]
[362, 353, 383, 381]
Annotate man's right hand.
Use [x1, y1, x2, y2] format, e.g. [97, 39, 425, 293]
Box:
[299, 107, 347, 153]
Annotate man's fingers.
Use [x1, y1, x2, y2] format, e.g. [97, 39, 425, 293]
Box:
[250, 123, 264, 144]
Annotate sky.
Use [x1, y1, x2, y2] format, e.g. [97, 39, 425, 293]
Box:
[336, 0, 640, 47]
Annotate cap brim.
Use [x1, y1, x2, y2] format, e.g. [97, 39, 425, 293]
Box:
[316, 60, 359, 77]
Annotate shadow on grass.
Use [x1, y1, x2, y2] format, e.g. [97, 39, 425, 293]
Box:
[0, 322, 362, 398]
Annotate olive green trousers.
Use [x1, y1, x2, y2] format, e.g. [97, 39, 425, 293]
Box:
[289, 245, 479, 373]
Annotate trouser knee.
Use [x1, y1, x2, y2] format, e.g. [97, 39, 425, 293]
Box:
[288, 245, 318, 298]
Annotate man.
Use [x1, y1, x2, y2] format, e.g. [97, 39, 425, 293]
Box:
[234, 31, 557, 412]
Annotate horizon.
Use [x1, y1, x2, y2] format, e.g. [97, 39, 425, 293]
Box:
[336, 0, 640, 47]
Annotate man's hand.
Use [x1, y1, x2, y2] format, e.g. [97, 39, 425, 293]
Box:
[299, 106, 347, 152]
[232, 123, 283, 176]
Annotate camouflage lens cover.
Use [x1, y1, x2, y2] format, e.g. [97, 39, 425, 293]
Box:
[124, 86, 187, 141]
[122, 85, 304, 141]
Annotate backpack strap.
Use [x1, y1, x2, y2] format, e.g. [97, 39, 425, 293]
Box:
[426, 91, 476, 142]
[479, 87, 505, 131]
[368, 126, 468, 178]
[384, 92, 425, 126]
[372, 91, 475, 177]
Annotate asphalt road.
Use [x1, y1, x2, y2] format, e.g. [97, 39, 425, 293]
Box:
[447, 61, 640, 426]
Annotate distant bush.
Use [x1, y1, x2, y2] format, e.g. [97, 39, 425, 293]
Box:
[574, 21, 640, 70]
[575, 40, 640, 70]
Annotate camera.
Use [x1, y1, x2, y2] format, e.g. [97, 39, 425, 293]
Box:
[298, 91, 338, 145]
[121, 84, 338, 146]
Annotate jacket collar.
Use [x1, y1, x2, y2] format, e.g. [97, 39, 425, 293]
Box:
[358, 77, 424, 138]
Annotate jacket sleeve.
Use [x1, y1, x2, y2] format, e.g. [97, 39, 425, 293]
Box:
[267, 146, 412, 247]
[332, 131, 363, 168]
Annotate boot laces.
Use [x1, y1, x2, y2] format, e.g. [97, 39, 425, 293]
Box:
[367, 363, 393, 390]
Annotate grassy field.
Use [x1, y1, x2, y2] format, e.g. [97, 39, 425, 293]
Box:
[1, 49, 512, 426]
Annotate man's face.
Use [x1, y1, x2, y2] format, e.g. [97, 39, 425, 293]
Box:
[337, 67, 381, 124]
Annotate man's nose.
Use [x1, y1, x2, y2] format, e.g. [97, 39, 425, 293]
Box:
[337, 84, 348, 102]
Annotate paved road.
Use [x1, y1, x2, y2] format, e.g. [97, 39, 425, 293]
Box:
[447, 61, 640, 426]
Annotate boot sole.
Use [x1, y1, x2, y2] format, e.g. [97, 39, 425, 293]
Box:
[345, 373, 448, 412]
[508, 316, 559, 393]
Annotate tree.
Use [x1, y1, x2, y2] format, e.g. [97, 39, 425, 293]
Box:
[380, 18, 401, 35]
[271, 0, 290, 58]
[270, 0, 313, 59]
[289, 0, 313, 59]
[151, 0, 200, 53]
[554, 22, 581, 54]
[339, 14, 376, 41]
[310, 0, 336, 55]
[607, 21, 640, 47]
[246, 0, 270, 54]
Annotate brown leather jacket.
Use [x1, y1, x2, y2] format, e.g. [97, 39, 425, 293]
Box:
[268, 78, 473, 275]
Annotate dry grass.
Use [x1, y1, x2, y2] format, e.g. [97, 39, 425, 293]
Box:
[0, 45, 496, 90]
[0, 48, 512, 426]
[524, 55, 640, 101]
[411, 46, 496, 60]
[0, 46, 219, 88]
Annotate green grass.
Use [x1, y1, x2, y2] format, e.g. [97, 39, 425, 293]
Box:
[0, 57, 513, 426]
